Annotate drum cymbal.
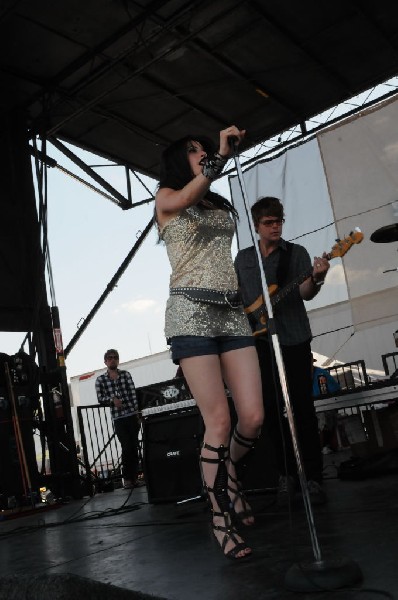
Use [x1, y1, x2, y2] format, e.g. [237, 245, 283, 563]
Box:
[370, 223, 398, 243]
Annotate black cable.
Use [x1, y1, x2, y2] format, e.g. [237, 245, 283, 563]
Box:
[0, 497, 145, 541]
[0, 497, 212, 541]
[60, 491, 99, 523]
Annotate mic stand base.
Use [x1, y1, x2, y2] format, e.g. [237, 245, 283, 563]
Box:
[284, 555, 362, 592]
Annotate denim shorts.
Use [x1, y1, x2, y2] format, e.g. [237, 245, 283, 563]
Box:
[170, 335, 255, 364]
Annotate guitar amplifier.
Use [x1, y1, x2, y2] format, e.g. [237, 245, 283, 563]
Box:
[137, 377, 196, 417]
[143, 409, 204, 503]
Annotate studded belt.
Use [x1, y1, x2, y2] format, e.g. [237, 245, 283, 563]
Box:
[170, 287, 242, 309]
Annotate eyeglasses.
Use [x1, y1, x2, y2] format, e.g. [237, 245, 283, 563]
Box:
[106, 355, 119, 360]
[259, 218, 285, 227]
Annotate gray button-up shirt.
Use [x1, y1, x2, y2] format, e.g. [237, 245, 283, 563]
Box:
[234, 239, 313, 346]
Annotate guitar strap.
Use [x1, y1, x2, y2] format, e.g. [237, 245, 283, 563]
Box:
[276, 240, 293, 288]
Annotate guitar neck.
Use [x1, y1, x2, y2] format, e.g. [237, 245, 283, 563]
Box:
[245, 232, 364, 332]
[271, 250, 334, 307]
[271, 269, 312, 307]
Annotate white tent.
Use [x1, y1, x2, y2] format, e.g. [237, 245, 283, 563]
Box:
[230, 96, 398, 374]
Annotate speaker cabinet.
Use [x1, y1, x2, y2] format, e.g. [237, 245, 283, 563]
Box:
[143, 409, 204, 503]
[239, 427, 279, 491]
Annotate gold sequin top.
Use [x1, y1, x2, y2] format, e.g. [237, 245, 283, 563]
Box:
[160, 206, 252, 339]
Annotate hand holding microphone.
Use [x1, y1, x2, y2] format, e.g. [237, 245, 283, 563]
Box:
[202, 125, 245, 180]
[219, 125, 246, 158]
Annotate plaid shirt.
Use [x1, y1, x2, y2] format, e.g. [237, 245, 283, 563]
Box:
[95, 369, 138, 421]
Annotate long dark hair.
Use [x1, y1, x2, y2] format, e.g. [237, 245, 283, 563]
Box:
[158, 135, 238, 217]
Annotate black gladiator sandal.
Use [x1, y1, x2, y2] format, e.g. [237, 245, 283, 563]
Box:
[228, 428, 258, 526]
[200, 442, 252, 560]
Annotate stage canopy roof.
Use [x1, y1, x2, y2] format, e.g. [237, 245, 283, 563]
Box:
[2, 0, 398, 181]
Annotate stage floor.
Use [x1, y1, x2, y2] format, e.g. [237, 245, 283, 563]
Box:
[0, 455, 397, 600]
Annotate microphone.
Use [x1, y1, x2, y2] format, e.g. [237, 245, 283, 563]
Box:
[228, 135, 238, 148]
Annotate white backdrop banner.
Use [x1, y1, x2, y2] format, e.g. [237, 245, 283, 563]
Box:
[229, 137, 348, 311]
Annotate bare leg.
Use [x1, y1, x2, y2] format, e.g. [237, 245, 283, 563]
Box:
[221, 346, 264, 525]
[181, 355, 251, 558]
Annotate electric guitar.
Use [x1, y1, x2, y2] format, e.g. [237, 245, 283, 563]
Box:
[244, 229, 364, 336]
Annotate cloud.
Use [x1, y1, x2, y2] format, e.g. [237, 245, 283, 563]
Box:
[120, 299, 157, 313]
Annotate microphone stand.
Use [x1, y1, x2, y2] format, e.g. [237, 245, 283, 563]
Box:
[231, 144, 362, 592]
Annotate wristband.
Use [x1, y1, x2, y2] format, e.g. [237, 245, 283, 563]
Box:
[202, 152, 227, 180]
[311, 275, 324, 287]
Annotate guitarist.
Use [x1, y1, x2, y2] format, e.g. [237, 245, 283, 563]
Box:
[235, 197, 330, 506]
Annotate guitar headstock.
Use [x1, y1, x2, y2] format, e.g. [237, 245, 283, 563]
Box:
[329, 228, 364, 259]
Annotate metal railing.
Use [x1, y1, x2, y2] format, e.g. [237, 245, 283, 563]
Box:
[77, 404, 143, 495]
[382, 352, 398, 380]
[326, 360, 369, 391]
[313, 360, 398, 453]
